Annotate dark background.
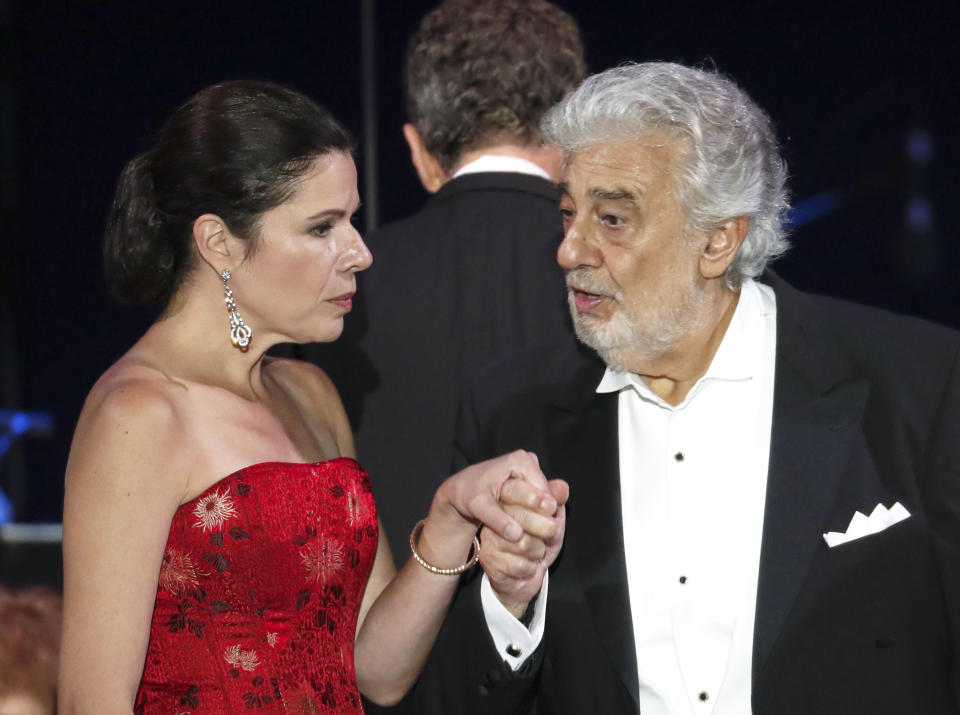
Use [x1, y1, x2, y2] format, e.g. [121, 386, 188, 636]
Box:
[1, 0, 958, 524]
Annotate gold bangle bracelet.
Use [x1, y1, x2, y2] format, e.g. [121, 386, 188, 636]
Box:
[408, 518, 480, 575]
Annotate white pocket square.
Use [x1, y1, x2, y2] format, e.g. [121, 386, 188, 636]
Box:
[822, 502, 911, 548]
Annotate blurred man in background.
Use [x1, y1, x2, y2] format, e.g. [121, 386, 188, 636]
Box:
[314, 0, 586, 564]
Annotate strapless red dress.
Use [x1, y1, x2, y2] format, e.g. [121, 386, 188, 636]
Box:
[134, 458, 378, 714]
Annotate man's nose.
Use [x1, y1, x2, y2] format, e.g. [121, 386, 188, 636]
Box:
[557, 224, 601, 270]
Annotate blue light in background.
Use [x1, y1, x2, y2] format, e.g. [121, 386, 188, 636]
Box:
[0, 491, 12, 524]
[906, 130, 932, 165]
[784, 192, 840, 231]
[907, 198, 933, 232]
[0, 409, 56, 525]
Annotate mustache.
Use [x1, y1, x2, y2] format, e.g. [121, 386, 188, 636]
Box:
[565, 269, 621, 301]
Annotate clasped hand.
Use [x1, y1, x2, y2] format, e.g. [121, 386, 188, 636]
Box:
[461, 451, 568, 619]
[423, 450, 567, 618]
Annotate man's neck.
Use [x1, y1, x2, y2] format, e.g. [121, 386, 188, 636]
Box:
[630, 287, 741, 406]
[450, 144, 564, 182]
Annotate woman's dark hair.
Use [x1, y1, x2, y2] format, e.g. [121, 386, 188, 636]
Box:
[103, 80, 354, 304]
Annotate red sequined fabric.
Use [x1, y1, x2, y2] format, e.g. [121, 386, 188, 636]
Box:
[135, 458, 378, 714]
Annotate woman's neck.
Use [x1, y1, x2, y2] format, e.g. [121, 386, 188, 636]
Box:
[135, 279, 277, 401]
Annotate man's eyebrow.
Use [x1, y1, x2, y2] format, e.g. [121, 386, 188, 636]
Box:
[556, 184, 640, 202]
[589, 187, 639, 204]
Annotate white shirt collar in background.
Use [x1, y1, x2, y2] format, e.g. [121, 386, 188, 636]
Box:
[451, 154, 552, 181]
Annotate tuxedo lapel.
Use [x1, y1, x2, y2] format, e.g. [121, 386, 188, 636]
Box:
[752, 277, 871, 682]
[545, 360, 640, 706]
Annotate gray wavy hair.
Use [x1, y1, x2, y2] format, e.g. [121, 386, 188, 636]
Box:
[542, 62, 790, 286]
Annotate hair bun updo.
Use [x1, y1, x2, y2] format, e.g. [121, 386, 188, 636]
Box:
[103, 152, 178, 304]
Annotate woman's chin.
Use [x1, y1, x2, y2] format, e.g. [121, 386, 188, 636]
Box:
[309, 319, 345, 344]
[277, 316, 346, 346]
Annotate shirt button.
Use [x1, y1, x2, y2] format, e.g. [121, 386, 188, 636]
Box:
[674, 452, 685, 462]
[506, 644, 523, 657]
[679, 575, 687, 584]
[699, 691, 709, 702]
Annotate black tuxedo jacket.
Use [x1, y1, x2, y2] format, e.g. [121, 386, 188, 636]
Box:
[321, 172, 571, 563]
[419, 274, 960, 714]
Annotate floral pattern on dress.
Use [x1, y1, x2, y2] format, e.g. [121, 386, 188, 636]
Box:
[283, 681, 319, 714]
[345, 481, 366, 528]
[159, 548, 201, 597]
[136, 458, 376, 713]
[224, 644, 261, 672]
[299, 538, 346, 585]
[192, 488, 238, 532]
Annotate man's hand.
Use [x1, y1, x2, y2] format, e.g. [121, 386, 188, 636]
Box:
[479, 478, 568, 619]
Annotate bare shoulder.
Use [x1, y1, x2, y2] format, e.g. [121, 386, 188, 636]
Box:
[67, 357, 191, 501]
[77, 359, 185, 443]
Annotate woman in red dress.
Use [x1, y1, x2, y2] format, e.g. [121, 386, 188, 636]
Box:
[58, 80, 565, 714]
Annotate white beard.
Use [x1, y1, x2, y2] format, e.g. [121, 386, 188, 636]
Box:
[566, 267, 711, 372]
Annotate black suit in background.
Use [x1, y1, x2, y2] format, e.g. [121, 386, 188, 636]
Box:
[417, 273, 960, 714]
[340, 171, 571, 562]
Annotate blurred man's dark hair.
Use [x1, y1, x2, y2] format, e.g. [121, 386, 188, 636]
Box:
[404, 0, 586, 173]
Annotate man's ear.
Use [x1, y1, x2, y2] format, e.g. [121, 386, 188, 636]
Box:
[402, 123, 448, 193]
[193, 214, 236, 274]
[700, 216, 749, 280]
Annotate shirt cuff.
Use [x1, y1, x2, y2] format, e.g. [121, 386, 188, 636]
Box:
[480, 570, 548, 671]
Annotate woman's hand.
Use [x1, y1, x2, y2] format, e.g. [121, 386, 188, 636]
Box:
[415, 450, 558, 573]
[480, 478, 568, 618]
[355, 450, 558, 704]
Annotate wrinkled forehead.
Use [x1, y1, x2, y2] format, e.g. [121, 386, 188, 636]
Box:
[559, 134, 688, 194]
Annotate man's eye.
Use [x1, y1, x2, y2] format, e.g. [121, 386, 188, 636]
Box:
[601, 214, 624, 227]
[559, 208, 576, 222]
[310, 222, 333, 237]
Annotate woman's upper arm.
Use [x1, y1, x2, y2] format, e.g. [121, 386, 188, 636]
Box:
[59, 382, 189, 712]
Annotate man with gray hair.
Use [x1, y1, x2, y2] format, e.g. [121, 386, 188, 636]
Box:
[439, 62, 960, 714]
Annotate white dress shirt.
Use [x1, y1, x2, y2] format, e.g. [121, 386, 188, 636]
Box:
[596, 278, 777, 714]
[482, 281, 777, 684]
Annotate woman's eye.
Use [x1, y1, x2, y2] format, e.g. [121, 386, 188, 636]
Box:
[310, 222, 333, 237]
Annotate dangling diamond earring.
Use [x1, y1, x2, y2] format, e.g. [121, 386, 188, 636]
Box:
[220, 269, 252, 351]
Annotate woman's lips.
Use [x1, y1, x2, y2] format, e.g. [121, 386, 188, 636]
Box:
[570, 287, 607, 313]
[329, 292, 355, 311]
